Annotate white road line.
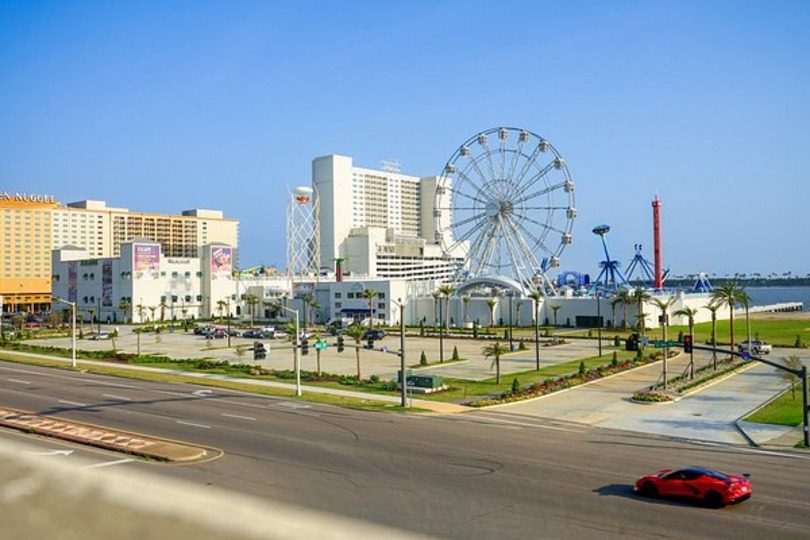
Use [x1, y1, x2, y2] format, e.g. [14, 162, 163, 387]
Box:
[58, 399, 88, 407]
[176, 420, 211, 429]
[7, 378, 31, 385]
[221, 413, 256, 421]
[102, 393, 132, 401]
[85, 458, 135, 469]
[465, 416, 584, 432]
[103, 383, 140, 390]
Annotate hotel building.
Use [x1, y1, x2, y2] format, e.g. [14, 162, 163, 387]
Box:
[0, 192, 239, 313]
[312, 154, 462, 282]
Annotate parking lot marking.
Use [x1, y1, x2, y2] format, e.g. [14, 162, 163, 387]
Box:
[7, 378, 31, 385]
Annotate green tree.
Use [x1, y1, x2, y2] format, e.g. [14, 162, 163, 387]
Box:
[704, 301, 722, 370]
[135, 303, 146, 324]
[361, 289, 378, 329]
[345, 324, 366, 379]
[482, 342, 509, 384]
[159, 299, 168, 323]
[148, 306, 157, 323]
[711, 282, 747, 354]
[778, 356, 804, 400]
[631, 288, 652, 339]
[438, 284, 455, 333]
[616, 288, 632, 330]
[452, 345, 460, 361]
[609, 295, 622, 329]
[550, 305, 562, 327]
[216, 300, 227, 322]
[243, 294, 259, 326]
[118, 299, 131, 324]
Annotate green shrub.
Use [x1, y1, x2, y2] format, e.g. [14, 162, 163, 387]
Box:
[511, 377, 520, 395]
[503, 329, 509, 339]
[587, 329, 593, 337]
[518, 341, 527, 351]
[369, 374, 380, 384]
[420, 351, 428, 366]
[578, 360, 585, 375]
[795, 335, 803, 348]
[543, 328, 551, 337]
[613, 335, 620, 346]
[452, 346, 460, 361]
[611, 352, 618, 367]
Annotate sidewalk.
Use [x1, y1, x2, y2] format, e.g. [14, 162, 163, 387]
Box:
[0, 350, 469, 414]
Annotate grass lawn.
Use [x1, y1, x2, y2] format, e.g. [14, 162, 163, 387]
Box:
[0, 351, 416, 411]
[420, 350, 638, 403]
[744, 383, 806, 426]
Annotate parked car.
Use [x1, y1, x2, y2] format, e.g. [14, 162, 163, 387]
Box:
[194, 325, 214, 336]
[363, 329, 386, 340]
[226, 329, 241, 337]
[635, 467, 751, 508]
[242, 329, 264, 339]
[87, 332, 111, 340]
[737, 340, 772, 355]
[206, 329, 227, 339]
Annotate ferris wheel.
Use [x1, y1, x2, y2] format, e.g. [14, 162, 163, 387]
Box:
[434, 127, 577, 290]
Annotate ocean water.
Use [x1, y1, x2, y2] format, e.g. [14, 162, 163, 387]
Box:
[744, 286, 809, 311]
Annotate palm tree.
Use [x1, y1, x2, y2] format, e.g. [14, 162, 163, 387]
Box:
[739, 289, 752, 351]
[438, 284, 455, 332]
[704, 302, 721, 370]
[651, 296, 676, 389]
[118, 299, 131, 324]
[632, 288, 652, 339]
[345, 324, 366, 379]
[308, 297, 320, 326]
[87, 306, 97, 328]
[302, 293, 315, 329]
[609, 296, 622, 329]
[617, 288, 632, 330]
[550, 305, 562, 327]
[135, 303, 146, 324]
[159, 299, 168, 323]
[147, 306, 157, 323]
[431, 290, 441, 325]
[486, 297, 498, 327]
[244, 294, 259, 326]
[528, 289, 543, 371]
[462, 295, 471, 324]
[361, 289, 378, 329]
[778, 356, 804, 400]
[216, 300, 227, 322]
[674, 306, 699, 379]
[711, 282, 746, 355]
[482, 342, 509, 384]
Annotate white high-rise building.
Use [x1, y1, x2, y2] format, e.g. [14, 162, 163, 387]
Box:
[313, 154, 461, 281]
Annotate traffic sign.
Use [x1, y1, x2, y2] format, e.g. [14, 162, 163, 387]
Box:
[653, 340, 679, 348]
[313, 340, 327, 351]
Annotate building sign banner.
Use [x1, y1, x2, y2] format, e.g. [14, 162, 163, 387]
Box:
[68, 263, 77, 303]
[134, 244, 160, 272]
[102, 261, 113, 307]
[211, 246, 232, 274]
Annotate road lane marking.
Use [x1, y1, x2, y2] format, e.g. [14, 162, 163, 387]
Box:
[192, 389, 213, 396]
[102, 393, 132, 401]
[7, 378, 31, 385]
[176, 420, 211, 429]
[58, 399, 88, 407]
[461, 415, 584, 432]
[29, 450, 74, 456]
[221, 413, 256, 421]
[85, 458, 135, 469]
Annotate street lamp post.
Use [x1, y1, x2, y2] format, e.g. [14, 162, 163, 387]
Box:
[508, 292, 514, 350]
[393, 298, 408, 408]
[596, 292, 602, 358]
[438, 298, 444, 364]
[53, 297, 77, 368]
[279, 304, 301, 397]
[226, 299, 232, 348]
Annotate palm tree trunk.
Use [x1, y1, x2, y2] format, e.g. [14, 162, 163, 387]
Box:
[689, 320, 695, 379]
[355, 349, 361, 379]
[496, 355, 500, 384]
[729, 307, 735, 359]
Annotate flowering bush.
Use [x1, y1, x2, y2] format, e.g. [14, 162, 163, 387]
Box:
[632, 390, 673, 402]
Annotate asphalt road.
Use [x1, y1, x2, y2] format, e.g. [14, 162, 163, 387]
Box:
[1, 359, 810, 539]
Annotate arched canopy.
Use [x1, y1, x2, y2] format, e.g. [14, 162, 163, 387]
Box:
[454, 275, 527, 297]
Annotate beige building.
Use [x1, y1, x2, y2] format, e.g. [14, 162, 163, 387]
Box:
[1, 193, 239, 313]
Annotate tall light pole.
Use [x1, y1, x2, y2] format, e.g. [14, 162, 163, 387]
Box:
[226, 298, 232, 348]
[596, 291, 602, 358]
[393, 298, 407, 407]
[53, 297, 77, 368]
[279, 304, 301, 397]
[438, 297, 444, 364]
[508, 291, 514, 350]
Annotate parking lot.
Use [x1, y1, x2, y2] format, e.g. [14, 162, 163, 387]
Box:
[26, 324, 607, 381]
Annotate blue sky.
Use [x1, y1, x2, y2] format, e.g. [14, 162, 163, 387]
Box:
[2, 1, 809, 276]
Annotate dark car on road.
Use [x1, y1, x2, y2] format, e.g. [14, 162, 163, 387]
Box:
[243, 329, 272, 339]
[635, 467, 751, 508]
[363, 329, 386, 340]
[206, 328, 227, 339]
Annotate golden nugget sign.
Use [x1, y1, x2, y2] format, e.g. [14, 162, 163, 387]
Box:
[0, 191, 57, 203]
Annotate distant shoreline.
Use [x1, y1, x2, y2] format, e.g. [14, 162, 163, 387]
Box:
[641, 279, 810, 288]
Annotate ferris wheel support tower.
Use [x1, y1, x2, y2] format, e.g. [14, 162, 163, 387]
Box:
[287, 186, 320, 286]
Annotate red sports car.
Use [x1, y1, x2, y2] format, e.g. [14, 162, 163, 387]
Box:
[635, 467, 751, 507]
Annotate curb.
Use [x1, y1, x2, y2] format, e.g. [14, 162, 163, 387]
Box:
[733, 379, 796, 448]
[0, 406, 210, 462]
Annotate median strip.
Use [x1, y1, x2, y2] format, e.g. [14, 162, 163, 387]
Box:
[0, 406, 209, 462]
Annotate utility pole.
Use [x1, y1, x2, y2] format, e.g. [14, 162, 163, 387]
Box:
[439, 298, 444, 363]
[596, 292, 602, 358]
[398, 298, 407, 408]
[508, 292, 514, 350]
